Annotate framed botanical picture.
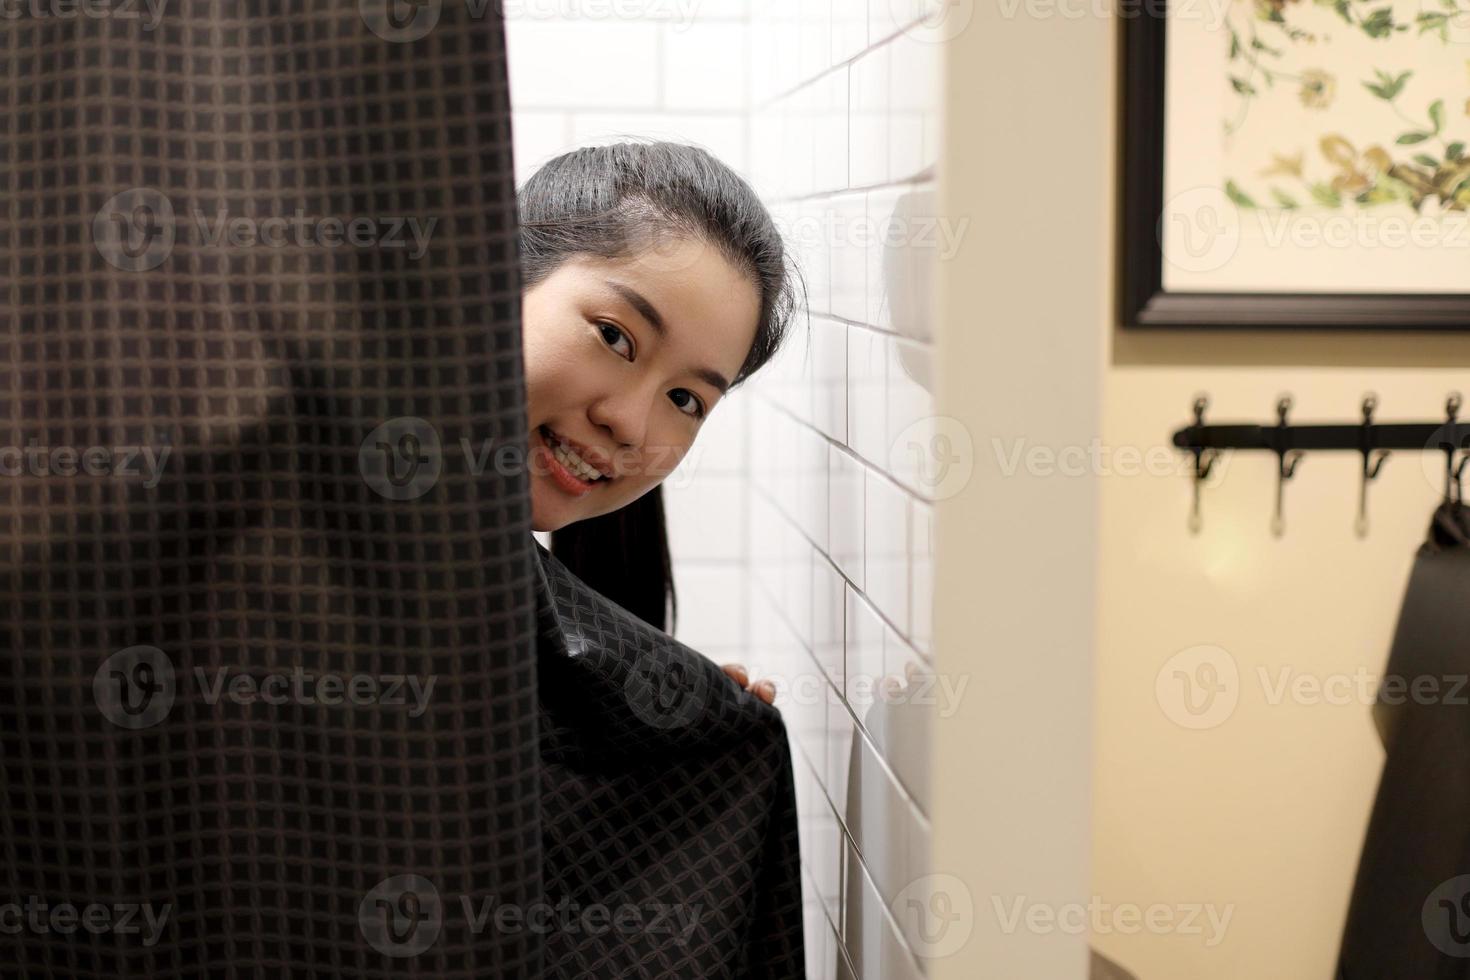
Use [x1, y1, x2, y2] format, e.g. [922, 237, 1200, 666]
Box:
[1121, 0, 1470, 329]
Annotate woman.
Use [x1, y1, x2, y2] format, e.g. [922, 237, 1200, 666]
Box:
[517, 140, 801, 705]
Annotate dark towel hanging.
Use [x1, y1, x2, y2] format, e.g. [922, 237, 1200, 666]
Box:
[1338, 501, 1470, 979]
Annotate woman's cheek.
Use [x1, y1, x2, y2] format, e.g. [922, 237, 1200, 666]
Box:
[647, 437, 695, 486]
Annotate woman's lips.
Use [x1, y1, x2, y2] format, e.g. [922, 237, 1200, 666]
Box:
[536, 426, 603, 498]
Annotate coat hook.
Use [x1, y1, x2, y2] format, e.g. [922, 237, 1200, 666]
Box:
[1272, 395, 1303, 538]
[1355, 393, 1391, 538]
[1188, 394, 1218, 534]
[1445, 392, 1465, 505]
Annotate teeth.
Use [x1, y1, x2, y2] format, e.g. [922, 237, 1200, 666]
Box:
[547, 431, 604, 482]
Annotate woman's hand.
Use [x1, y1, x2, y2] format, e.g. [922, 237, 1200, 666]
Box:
[722, 663, 776, 705]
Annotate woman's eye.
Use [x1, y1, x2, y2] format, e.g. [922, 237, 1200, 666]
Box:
[597, 321, 633, 360]
[669, 388, 705, 419]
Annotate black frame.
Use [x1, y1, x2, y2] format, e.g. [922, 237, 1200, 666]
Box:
[1118, 4, 1470, 331]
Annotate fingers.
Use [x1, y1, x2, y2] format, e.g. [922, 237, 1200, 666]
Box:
[722, 663, 777, 705]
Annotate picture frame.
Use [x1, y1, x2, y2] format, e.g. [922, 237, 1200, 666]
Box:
[1119, 1, 1470, 330]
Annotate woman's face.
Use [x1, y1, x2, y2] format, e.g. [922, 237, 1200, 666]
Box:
[522, 236, 762, 532]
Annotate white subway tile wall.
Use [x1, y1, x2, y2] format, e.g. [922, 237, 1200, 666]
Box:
[510, 4, 943, 974]
[507, 1, 753, 182]
[748, 1, 942, 976]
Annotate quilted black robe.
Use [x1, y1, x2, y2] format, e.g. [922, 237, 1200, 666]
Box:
[1337, 501, 1470, 979]
[0, 3, 804, 976]
[536, 541, 804, 978]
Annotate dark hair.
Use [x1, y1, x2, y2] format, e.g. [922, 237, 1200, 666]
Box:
[517, 140, 802, 632]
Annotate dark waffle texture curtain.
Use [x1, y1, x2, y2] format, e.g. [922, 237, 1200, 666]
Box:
[1, 2, 540, 976]
[0, 3, 803, 977]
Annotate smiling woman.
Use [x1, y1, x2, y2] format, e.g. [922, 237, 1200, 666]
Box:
[517, 141, 803, 632]
[522, 244, 756, 526]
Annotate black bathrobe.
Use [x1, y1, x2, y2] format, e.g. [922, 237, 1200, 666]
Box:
[535, 541, 804, 977]
[0, 4, 803, 976]
[1337, 501, 1470, 979]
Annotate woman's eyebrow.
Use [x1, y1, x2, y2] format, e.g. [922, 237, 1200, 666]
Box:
[603, 279, 731, 394]
[605, 280, 667, 336]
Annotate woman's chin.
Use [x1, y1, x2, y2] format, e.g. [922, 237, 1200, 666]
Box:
[530, 483, 576, 533]
[530, 475, 631, 532]
[530, 500, 565, 534]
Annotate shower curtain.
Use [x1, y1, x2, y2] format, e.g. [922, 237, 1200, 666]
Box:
[1337, 501, 1470, 979]
[0, 4, 804, 977]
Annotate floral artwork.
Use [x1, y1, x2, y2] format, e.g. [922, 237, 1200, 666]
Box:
[1222, 0, 1470, 213]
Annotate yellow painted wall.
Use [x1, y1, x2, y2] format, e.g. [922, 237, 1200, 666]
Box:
[1097, 328, 1470, 979]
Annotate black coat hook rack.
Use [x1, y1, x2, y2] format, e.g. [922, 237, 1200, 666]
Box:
[1173, 393, 1470, 536]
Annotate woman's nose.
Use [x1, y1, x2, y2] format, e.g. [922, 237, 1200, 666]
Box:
[586, 387, 654, 451]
